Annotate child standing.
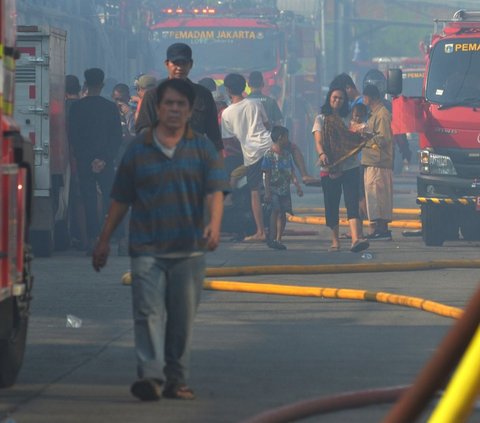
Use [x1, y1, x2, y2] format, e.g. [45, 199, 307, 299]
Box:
[262, 126, 303, 250]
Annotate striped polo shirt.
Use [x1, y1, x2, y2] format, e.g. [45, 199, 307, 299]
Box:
[111, 126, 229, 257]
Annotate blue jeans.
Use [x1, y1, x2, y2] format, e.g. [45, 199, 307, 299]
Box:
[130, 255, 205, 384]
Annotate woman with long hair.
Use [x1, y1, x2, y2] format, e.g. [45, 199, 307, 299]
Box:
[312, 87, 369, 253]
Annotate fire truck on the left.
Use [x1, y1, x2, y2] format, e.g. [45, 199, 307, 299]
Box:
[0, 0, 34, 388]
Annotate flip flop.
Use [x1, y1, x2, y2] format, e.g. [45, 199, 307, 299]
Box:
[350, 239, 370, 253]
[328, 245, 340, 252]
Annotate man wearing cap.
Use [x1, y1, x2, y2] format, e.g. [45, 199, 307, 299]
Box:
[135, 43, 222, 153]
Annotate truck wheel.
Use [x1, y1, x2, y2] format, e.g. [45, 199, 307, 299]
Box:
[30, 230, 54, 257]
[0, 300, 29, 388]
[460, 215, 480, 241]
[422, 204, 445, 246]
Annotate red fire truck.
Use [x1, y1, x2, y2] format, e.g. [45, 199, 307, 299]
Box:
[149, 3, 319, 166]
[0, 0, 34, 388]
[389, 9, 480, 246]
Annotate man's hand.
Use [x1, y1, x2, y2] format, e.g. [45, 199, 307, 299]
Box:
[92, 240, 110, 272]
[119, 102, 130, 116]
[296, 185, 304, 197]
[203, 224, 221, 251]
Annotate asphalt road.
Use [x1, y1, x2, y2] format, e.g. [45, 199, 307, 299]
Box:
[2, 173, 480, 423]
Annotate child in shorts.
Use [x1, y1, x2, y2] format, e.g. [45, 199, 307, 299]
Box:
[262, 126, 303, 250]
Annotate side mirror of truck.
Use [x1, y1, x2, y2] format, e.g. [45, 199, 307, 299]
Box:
[387, 69, 403, 96]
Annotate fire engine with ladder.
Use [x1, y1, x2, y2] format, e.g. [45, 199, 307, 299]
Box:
[0, 0, 34, 388]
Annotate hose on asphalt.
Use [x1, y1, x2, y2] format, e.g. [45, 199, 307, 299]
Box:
[382, 284, 480, 422]
[203, 280, 462, 320]
[204, 259, 480, 278]
[287, 214, 421, 229]
[239, 284, 480, 423]
[122, 259, 480, 282]
[241, 386, 410, 423]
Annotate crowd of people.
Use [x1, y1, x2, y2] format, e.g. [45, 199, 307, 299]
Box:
[64, 41, 396, 401]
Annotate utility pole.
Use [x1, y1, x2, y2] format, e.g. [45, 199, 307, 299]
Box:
[333, 0, 352, 76]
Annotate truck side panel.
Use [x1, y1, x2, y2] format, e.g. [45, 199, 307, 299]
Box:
[14, 26, 68, 247]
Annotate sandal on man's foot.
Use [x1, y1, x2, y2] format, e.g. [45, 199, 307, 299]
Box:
[130, 378, 163, 401]
[163, 383, 195, 400]
[350, 239, 370, 253]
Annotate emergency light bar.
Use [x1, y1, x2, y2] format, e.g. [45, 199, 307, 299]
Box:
[162, 7, 216, 15]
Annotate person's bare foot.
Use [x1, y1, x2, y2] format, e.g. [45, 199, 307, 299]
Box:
[243, 233, 266, 242]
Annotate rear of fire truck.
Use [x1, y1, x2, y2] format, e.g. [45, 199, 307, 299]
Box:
[389, 10, 480, 246]
[0, 0, 34, 388]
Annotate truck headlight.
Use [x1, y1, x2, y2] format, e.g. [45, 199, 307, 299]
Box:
[420, 149, 457, 175]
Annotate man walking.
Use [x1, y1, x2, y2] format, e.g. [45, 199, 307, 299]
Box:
[69, 68, 122, 254]
[92, 78, 228, 401]
[135, 43, 223, 153]
[221, 73, 272, 241]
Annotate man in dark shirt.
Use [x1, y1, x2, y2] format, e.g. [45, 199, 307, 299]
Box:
[65, 74, 87, 250]
[68, 68, 122, 253]
[134, 43, 223, 153]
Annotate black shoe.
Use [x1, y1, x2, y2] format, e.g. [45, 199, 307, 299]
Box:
[130, 378, 163, 401]
[267, 240, 287, 250]
[367, 230, 392, 241]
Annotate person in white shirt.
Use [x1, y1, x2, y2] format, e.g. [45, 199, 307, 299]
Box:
[221, 73, 272, 242]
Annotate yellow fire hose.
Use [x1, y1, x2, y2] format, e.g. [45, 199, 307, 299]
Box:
[287, 214, 421, 229]
[428, 326, 480, 423]
[204, 260, 480, 277]
[294, 207, 420, 216]
[121, 259, 480, 284]
[204, 280, 462, 320]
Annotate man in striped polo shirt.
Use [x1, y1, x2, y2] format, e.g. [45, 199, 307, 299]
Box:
[92, 78, 229, 401]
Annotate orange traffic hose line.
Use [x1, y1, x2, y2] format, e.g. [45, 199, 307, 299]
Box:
[286, 214, 421, 229]
[242, 386, 409, 423]
[294, 207, 420, 216]
[204, 281, 463, 320]
[205, 260, 480, 278]
[382, 284, 480, 423]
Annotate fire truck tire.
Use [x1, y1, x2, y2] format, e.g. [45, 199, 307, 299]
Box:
[421, 204, 445, 246]
[0, 299, 28, 389]
[460, 216, 480, 241]
[30, 230, 54, 258]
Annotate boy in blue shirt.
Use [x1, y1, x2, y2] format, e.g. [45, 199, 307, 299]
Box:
[262, 126, 303, 250]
